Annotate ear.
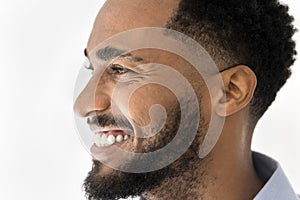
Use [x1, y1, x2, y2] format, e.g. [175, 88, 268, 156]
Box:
[214, 65, 257, 117]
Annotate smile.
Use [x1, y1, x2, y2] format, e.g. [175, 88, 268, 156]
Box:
[93, 129, 132, 147]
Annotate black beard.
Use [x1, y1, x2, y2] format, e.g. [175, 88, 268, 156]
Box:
[83, 160, 174, 200]
[83, 100, 205, 200]
[83, 150, 199, 200]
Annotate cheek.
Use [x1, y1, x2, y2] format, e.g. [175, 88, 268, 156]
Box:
[128, 84, 178, 126]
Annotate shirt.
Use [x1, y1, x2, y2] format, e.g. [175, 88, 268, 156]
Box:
[253, 152, 299, 200]
[124, 152, 299, 200]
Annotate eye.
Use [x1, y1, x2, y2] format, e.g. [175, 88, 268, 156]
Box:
[109, 64, 129, 74]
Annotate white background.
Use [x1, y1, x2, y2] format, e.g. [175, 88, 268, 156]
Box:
[0, 0, 299, 199]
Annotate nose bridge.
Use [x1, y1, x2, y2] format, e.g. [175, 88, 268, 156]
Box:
[73, 72, 111, 117]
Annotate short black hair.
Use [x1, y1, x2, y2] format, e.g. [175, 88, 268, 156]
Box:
[167, 0, 297, 120]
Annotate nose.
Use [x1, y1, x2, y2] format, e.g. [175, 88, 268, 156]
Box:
[73, 74, 111, 117]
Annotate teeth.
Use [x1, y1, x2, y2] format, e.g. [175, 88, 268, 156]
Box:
[116, 135, 124, 143]
[93, 134, 101, 147]
[124, 135, 129, 140]
[93, 133, 130, 147]
[107, 135, 116, 145]
[100, 134, 107, 146]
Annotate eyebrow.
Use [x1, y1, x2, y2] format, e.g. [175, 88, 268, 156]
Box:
[84, 46, 144, 63]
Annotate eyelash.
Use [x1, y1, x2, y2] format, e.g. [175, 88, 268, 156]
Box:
[109, 64, 129, 75]
[83, 60, 130, 75]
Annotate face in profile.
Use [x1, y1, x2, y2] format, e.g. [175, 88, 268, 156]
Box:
[74, 42, 213, 198]
[73, 1, 215, 198]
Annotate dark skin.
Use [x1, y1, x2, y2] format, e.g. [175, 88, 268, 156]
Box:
[73, 0, 264, 199]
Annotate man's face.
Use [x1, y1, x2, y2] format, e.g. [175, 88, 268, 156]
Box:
[73, 0, 213, 199]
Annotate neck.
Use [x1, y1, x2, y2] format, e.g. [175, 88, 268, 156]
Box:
[141, 113, 264, 200]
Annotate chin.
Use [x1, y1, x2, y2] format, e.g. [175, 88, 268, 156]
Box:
[83, 159, 176, 200]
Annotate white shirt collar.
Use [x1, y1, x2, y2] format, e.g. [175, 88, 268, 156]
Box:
[253, 152, 299, 200]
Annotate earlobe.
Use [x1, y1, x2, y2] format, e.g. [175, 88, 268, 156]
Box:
[215, 65, 257, 117]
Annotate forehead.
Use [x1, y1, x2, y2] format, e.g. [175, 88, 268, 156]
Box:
[86, 0, 180, 52]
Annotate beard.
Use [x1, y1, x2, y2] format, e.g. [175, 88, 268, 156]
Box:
[83, 99, 207, 200]
[83, 160, 179, 200]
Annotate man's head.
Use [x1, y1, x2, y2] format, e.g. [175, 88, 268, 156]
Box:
[73, 0, 296, 199]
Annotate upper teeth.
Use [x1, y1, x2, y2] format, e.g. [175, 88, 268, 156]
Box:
[94, 133, 130, 147]
[116, 135, 123, 143]
[107, 135, 115, 145]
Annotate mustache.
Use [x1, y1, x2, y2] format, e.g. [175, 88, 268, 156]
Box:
[87, 114, 134, 131]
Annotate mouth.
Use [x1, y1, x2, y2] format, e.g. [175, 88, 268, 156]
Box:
[93, 129, 132, 147]
[90, 128, 133, 161]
